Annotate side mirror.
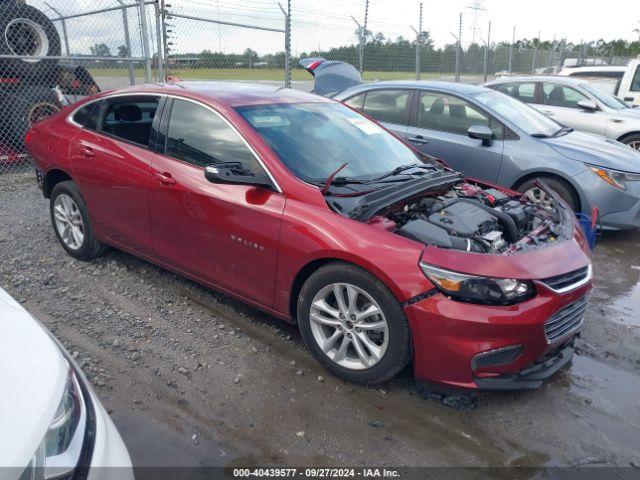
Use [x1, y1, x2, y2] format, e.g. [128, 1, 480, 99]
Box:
[467, 125, 494, 146]
[577, 99, 598, 112]
[204, 162, 274, 190]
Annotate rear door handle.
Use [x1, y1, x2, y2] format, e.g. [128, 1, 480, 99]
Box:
[79, 146, 95, 157]
[543, 110, 555, 116]
[153, 171, 176, 185]
[624, 97, 634, 102]
[408, 135, 429, 145]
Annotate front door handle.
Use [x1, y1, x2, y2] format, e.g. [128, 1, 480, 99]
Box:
[79, 146, 95, 157]
[408, 135, 429, 145]
[543, 110, 555, 116]
[153, 171, 176, 185]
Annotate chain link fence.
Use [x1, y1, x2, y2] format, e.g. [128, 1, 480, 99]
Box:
[0, 0, 160, 175]
[1, 0, 638, 177]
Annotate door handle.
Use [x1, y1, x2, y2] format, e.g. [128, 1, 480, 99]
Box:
[408, 135, 429, 145]
[624, 97, 634, 102]
[79, 146, 95, 157]
[543, 110, 555, 116]
[153, 171, 176, 185]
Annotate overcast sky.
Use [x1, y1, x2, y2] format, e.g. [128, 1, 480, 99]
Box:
[32, 0, 640, 56]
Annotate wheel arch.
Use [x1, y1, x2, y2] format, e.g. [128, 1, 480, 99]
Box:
[288, 255, 407, 323]
[617, 131, 640, 144]
[42, 168, 73, 198]
[511, 170, 582, 212]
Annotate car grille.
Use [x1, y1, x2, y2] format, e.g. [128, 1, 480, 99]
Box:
[540, 266, 591, 292]
[545, 295, 589, 343]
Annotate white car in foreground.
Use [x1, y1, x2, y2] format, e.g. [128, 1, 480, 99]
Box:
[0, 287, 133, 480]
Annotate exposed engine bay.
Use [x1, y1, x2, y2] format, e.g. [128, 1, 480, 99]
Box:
[328, 175, 571, 254]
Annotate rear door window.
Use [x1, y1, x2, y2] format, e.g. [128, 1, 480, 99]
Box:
[493, 82, 537, 103]
[361, 89, 410, 125]
[542, 84, 588, 108]
[99, 96, 160, 147]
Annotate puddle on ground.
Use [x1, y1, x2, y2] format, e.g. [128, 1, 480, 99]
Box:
[589, 230, 640, 326]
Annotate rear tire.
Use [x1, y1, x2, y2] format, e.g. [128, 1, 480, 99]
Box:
[297, 262, 411, 385]
[517, 176, 579, 212]
[50, 181, 109, 261]
[0, 86, 60, 150]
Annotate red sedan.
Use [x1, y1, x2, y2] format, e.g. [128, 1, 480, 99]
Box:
[25, 83, 593, 389]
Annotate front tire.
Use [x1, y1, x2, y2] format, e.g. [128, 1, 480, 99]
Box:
[50, 181, 109, 261]
[620, 133, 640, 152]
[517, 176, 579, 212]
[297, 263, 411, 384]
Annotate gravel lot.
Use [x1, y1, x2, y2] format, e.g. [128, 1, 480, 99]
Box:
[1, 173, 640, 471]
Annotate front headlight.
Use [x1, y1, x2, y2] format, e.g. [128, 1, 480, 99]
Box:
[420, 263, 535, 306]
[588, 165, 640, 191]
[20, 365, 88, 480]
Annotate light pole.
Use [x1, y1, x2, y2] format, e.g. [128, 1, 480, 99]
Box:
[410, 2, 423, 80]
[480, 20, 491, 82]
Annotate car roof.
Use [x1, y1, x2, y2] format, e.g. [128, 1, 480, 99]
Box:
[344, 80, 489, 95]
[486, 75, 590, 87]
[96, 81, 331, 107]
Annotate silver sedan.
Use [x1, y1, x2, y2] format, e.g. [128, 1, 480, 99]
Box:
[484, 76, 640, 150]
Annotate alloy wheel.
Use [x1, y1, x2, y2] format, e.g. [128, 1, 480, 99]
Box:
[309, 283, 389, 370]
[53, 194, 85, 250]
[629, 140, 640, 151]
[524, 187, 554, 209]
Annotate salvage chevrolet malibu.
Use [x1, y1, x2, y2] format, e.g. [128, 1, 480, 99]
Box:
[25, 83, 593, 389]
[0, 287, 132, 479]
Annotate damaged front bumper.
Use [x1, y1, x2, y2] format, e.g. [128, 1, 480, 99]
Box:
[473, 342, 575, 390]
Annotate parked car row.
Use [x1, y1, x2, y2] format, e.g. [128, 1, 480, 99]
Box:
[302, 58, 640, 231]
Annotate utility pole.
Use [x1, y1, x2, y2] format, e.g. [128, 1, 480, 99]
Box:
[457, 12, 462, 82]
[361, 0, 370, 74]
[465, 0, 486, 44]
[508, 25, 515, 73]
[351, 16, 364, 74]
[481, 20, 491, 82]
[532, 30, 540, 73]
[410, 2, 423, 80]
[450, 13, 462, 83]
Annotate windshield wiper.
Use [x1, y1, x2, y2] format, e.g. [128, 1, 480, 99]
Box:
[320, 163, 365, 193]
[366, 163, 434, 183]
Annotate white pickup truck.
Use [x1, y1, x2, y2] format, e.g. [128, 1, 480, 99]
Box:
[559, 59, 640, 105]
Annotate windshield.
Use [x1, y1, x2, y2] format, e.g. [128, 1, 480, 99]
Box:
[581, 82, 629, 109]
[235, 102, 420, 182]
[473, 90, 561, 137]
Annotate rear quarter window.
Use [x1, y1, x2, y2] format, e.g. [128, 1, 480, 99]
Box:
[72, 102, 101, 130]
